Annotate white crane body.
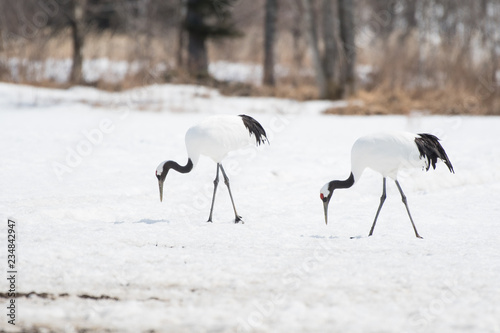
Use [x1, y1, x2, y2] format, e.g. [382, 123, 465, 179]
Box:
[156, 114, 268, 223]
[351, 131, 426, 181]
[185, 115, 256, 166]
[320, 131, 454, 238]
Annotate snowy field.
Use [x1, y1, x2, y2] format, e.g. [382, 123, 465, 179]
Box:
[1, 82, 500, 333]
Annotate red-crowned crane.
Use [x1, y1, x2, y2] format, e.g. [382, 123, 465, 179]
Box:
[320, 132, 454, 238]
[156, 114, 268, 224]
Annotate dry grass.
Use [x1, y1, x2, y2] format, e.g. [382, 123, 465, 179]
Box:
[325, 88, 500, 116]
[2, 27, 499, 115]
[326, 33, 500, 116]
[217, 81, 318, 100]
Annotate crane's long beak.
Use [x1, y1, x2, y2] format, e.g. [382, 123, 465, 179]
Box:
[158, 180, 164, 202]
[323, 200, 329, 225]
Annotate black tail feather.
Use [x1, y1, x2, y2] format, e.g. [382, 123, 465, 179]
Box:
[415, 133, 454, 173]
[239, 114, 269, 146]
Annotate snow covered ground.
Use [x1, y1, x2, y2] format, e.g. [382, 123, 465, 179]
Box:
[1, 82, 500, 333]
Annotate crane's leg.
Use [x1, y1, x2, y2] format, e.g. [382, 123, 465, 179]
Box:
[219, 164, 243, 224]
[395, 180, 423, 239]
[369, 177, 387, 236]
[207, 164, 220, 223]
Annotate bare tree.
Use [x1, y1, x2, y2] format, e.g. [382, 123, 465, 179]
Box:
[338, 0, 356, 97]
[322, 0, 340, 98]
[302, 0, 327, 98]
[480, 0, 500, 87]
[68, 0, 88, 84]
[177, 0, 187, 68]
[399, 0, 417, 42]
[263, 0, 277, 86]
[366, 0, 396, 41]
[186, 0, 208, 77]
[301, 0, 357, 99]
[0, 2, 4, 52]
[185, 0, 240, 78]
[285, 0, 307, 86]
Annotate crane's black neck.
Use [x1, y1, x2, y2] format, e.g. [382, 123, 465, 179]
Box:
[165, 158, 193, 174]
[330, 173, 355, 191]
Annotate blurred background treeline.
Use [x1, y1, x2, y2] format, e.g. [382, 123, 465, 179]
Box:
[0, 0, 499, 114]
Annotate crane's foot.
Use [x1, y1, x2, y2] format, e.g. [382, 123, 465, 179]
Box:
[235, 216, 244, 224]
[416, 234, 423, 239]
[206, 219, 213, 223]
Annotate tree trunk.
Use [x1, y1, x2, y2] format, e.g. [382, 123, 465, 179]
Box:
[187, 31, 208, 78]
[338, 0, 356, 97]
[484, 0, 498, 93]
[186, 0, 209, 78]
[177, 0, 187, 68]
[400, 0, 417, 42]
[290, 0, 305, 86]
[302, 0, 327, 99]
[322, 0, 341, 99]
[370, 0, 396, 41]
[263, 0, 278, 86]
[69, 0, 87, 84]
